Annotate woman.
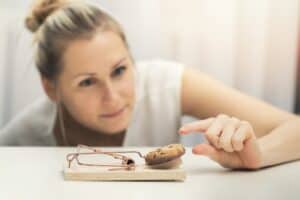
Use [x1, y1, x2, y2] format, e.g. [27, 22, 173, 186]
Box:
[1, 0, 300, 170]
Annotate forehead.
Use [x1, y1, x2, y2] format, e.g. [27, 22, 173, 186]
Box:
[62, 31, 128, 76]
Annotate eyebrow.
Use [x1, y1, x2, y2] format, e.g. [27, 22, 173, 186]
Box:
[73, 57, 127, 79]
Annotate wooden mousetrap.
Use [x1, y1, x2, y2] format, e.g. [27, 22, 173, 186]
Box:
[63, 144, 186, 181]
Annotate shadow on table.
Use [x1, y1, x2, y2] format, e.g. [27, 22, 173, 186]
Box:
[187, 165, 276, 175]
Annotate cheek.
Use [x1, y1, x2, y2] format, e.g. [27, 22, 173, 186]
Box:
[61, 88, 99, 120]
[118, 72, 135, 102]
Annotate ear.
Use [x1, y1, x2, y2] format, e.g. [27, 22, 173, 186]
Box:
[41, 77, 59, 102]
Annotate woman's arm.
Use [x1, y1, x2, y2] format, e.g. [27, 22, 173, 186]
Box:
[181, 67, 296, 138]
[258, 117, 300, 167]
[180, 67, 300, 169]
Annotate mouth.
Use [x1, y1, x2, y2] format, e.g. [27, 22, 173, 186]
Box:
[100, 106, 127, 118]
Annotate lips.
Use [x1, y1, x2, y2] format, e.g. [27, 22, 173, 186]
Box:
[100, 106, 126, 118]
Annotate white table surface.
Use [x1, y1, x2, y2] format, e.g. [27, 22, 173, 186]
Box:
[1, 147, 299, 200]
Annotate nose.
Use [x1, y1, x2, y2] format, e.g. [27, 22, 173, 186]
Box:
[101, 81, 120, 104]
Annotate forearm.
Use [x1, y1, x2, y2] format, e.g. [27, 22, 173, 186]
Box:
[258, 117, 300, 168]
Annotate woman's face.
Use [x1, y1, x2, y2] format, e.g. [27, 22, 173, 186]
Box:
[57, 31, 135, 134]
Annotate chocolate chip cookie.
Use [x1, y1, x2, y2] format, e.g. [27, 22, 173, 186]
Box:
[145, 144, 185, 165]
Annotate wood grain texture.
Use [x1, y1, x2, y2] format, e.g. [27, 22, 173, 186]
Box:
[63, 164, 186, 181]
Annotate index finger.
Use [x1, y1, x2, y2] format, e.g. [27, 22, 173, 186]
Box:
[179, 118, 215, 135]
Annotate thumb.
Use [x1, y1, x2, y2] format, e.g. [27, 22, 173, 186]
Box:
[193, 143, 244, 169]
[192, 143, 220, 162]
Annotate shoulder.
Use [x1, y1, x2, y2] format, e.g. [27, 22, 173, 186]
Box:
[135, 59, 185, 97]
[136, 59, 184, 80]
[0, 96, 57, 145]
[133, 59, 185, 121]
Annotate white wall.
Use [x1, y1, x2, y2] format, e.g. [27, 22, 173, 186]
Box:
[235, 0, 269, 98]
[161, 0, 238, 85]
[0, 17, 5, 126]
[263, 0, 299, 111]
[235, 0, 299, 111]
[0, 15, 45, 126]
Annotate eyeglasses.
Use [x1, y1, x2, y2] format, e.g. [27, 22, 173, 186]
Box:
[66, 144, 145, 171]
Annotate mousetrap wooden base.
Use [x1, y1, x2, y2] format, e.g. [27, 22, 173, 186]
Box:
[63, 165, 186, 181]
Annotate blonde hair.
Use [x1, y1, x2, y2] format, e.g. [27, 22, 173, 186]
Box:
[25, 0, 128, 81]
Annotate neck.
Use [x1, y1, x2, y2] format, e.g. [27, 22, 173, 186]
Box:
[53, 104, 125, 146]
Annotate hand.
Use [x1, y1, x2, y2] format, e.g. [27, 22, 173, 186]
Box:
[179, 114, 262, 169]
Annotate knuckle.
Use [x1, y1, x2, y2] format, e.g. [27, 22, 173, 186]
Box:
[223, 122, 235, 132]
[206, 130, 216, 137]
[230, 117, 240, 124]
[240, 120, 250, 128]
[205, 133, 215, 143]
[210, 135, 220, 147]
[232, 137, 243, 151]
[233, 143, 242, 151]
[219, 132, 235, 152]
[240, 121, 254, 133]
[223, 144, 233, 152]
[219, 136, 229, 148]
[207, 124, 222, 136]
[210, 134, 219, 143]
[232, 136, 241, 144]
[217, 114, 230, 121]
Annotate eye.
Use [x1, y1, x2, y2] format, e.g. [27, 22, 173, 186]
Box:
[79, 78, 95, 87]
[112, 66, 126, 77]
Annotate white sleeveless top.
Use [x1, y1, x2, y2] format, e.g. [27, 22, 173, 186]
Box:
[0, 60, 184, 146]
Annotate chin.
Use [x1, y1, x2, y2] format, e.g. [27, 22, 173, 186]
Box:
[93, 108, 132, 134]
[101, 112, 132, 134]
[100, 121, 129, 134]
[104, 127, 127, 135]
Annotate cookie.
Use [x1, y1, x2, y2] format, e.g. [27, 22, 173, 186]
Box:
[145, 144, 185, 165]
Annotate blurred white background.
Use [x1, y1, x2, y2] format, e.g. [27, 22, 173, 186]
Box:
[0, 0, 299, 145]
